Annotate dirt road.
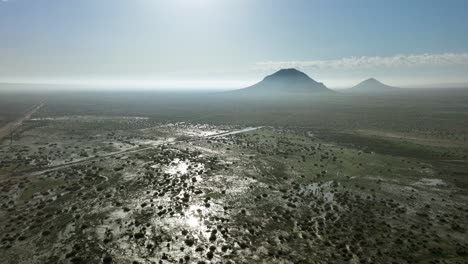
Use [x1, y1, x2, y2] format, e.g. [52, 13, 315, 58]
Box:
[0, 103, 44, 141]
[13, 126, 263, 178]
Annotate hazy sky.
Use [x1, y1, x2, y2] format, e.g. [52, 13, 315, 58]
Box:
[1, 0, 468, 89]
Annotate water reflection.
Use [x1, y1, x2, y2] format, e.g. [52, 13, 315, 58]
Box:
[186, 215, 199, 228]
[185, 205, 204, 229]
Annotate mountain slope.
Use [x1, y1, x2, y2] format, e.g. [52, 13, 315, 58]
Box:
[234, 68, 333, 94]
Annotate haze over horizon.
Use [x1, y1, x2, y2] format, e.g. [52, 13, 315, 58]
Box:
[2, 2, 468, 263]
[1, 0, 468, 90]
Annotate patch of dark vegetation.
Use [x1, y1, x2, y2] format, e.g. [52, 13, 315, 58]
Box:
[316, 130, 459, 160]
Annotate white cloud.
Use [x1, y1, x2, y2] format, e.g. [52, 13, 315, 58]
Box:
[254, 53, 468, 71]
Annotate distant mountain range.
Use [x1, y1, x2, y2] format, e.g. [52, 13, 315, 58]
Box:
[235, 68, 333, 94]
[346, 78, 399, 93]
[232, 69, 404, 95]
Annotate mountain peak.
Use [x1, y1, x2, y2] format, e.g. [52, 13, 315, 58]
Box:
[348, 78, 398, 93]
[274, 68, 306, 76]
[234, 69, 333, 94]
[264, 68, 312, 81]
[361, 78, 382, 84]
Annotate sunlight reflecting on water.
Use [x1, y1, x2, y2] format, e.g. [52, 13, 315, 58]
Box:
[186, 215, 199, 228]
[184, 205, 206, 234]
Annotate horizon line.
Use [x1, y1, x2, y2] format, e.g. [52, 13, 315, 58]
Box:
[1, 78, 468, 91]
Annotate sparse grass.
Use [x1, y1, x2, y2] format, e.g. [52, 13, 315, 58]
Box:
[20, 178, 64, 200]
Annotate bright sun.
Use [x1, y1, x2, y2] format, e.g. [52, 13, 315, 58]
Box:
[175, 0, 214, 8]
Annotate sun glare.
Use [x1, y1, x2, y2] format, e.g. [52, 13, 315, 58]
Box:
[175, 0, 213, 7]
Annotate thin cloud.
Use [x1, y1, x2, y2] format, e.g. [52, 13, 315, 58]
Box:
[254, 53, 468, 71]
